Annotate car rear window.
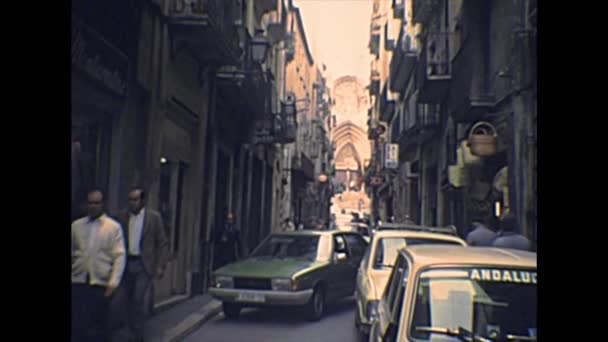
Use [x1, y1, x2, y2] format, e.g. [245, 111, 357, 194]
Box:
[374, 238, 464, 269]
[250, 235, 320, 261]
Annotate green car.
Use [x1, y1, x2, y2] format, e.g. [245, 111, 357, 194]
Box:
[209, 230, 368, 321]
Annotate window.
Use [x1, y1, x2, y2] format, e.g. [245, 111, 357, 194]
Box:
[360, 246, 372, 270]
[71, 118, 112, 220]
[383, 255, 409, 320]
[374, 238, 407, 270]
[250, 235, 320, 261]
[334, 235, 348, 256]
[410, 268, 537, 341]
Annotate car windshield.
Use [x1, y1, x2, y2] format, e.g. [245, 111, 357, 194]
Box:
[410, 268, 537, 341]
[373, 238, 464, 270]
[250, 235, 320, 261]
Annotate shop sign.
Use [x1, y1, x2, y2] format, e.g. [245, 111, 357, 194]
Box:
[384, 143, 399, 169]
[72, 18, 128, 97]
[369, 176, 384, 186]
[252, 119, 275, 145]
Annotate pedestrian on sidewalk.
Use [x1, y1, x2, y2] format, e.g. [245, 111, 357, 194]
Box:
[214, 213, 240, 269]
[465, 214, 497, 246]
[118, 187, 169, 342]
[72, 189, 126, 342]
[491, 213, 532, 251]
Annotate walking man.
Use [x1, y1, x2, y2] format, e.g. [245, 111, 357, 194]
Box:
[214, 213, 240, 269]
[491, 213, 532, 251]
[119, 187, 169, 342]
[72, 189, 126, 342]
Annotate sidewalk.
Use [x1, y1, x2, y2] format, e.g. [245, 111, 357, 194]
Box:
[112, 294, 222, 342]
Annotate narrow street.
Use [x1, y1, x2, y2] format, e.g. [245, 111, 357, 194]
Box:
[184, 297, 359, 342]
[71, 0, 537, 340]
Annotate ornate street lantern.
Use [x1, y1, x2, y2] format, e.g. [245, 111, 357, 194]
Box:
[250, 29, 270, 64]
[279, 92, 297, 143]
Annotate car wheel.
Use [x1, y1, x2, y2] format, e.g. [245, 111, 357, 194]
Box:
[358, 329, 369, 342]
[305, 286, 325, 321]
[222, 302, 242, 320]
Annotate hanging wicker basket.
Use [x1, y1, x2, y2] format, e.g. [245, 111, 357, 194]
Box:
[467, 121, 497, 157]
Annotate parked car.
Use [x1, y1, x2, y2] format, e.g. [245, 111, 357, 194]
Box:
[347, 222, 373, 243]
[209, 230, 368, 321]
[369, 246, 537, 342]
[355, 230, 467, 340]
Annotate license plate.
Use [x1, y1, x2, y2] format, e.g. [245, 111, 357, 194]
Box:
[236, 292, 265, 303]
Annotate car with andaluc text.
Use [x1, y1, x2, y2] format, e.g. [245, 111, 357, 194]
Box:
[209, 230, 368, 321]
[369, 245, 537, 342]
[355, 227, 467, 340]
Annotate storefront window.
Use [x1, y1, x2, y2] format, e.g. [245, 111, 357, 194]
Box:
[71, 118, 112, 220]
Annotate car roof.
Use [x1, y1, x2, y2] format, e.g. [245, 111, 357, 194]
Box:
[271, 230, 355, 237]
[371, 230, 466, 243]
[401, 245, 536, 269]
[347, 222, 370, 227]
[376, 223, 457, 235]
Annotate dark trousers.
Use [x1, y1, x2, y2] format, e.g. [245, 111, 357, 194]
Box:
[123, 257, 152, 340]
[214, 242, 237, 270]
[72, 283, 110, 342]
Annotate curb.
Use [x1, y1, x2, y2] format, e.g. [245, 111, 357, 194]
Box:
[163, 300, 222, 342]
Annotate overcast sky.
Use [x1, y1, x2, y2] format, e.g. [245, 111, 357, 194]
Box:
[293, 0, 373, 85]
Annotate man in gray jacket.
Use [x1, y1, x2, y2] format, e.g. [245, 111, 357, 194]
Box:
[492, 213, 532, 251]
[118, 187, 169, 342]
[72, 189, 126, 342]
[465, 215, 497, 246]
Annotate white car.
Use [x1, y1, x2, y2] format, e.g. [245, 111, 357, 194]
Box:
[355, 228, 466, 340]
[368, 246, 537, 341]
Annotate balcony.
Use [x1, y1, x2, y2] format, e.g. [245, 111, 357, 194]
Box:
[447, 29, 495, 123]
[369, 32, 381, 56]
[390, 111, 401, 144]
[389, 26, 418, 94]
[264, 0, 287, 43]
[368, 118, 377, 140]
[369, 70, 381, 96]
[255, 0, 280, 21]
[168, 0, 243, 65]
[293, 153, 315, 181]
[379, 83, 396, 122]
[416, 32, 453, 104]
[393, 0, 405, 19]
[412, 0, 440, 25]
[397, 104, 440, 150]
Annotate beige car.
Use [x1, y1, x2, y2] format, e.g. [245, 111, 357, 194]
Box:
[369, 246, 537, 341]
[355, 228, 466, 340]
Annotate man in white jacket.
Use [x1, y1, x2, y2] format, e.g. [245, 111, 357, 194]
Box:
[72, 189, 126, 342]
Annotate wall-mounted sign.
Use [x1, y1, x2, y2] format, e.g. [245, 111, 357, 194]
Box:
[384, 143, 399, 169]
[71, 17, 128, 97]
[252, 119, 274, 145]
[370, 176, 384, 186]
